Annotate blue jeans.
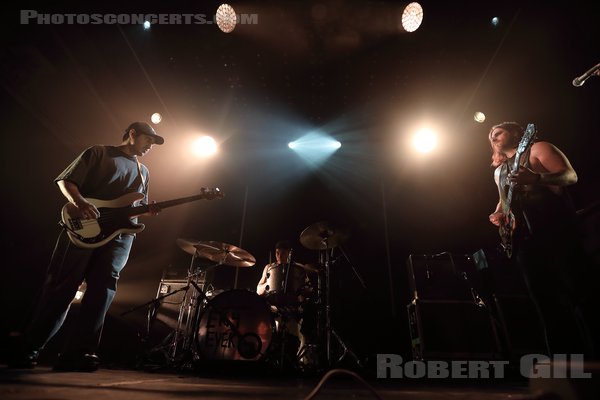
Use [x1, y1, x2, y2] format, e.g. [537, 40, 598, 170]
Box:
[26, 230, 134, 355]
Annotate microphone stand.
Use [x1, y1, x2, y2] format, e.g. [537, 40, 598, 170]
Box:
[573, 62, 600, 87]
[320, 241, 364, 370]
[278, 249, 293, 370]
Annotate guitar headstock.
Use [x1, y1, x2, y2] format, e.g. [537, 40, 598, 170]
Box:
[518, 123, 537, 154]
[201, 187, 225, 199]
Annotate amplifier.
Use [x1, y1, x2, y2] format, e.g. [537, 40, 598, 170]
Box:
[406, 253, 481, 301]
[152, 267, 214, 330]
[153, 279, 189, 330]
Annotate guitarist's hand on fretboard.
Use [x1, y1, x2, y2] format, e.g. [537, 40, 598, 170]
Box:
[508, 166, 541, 187]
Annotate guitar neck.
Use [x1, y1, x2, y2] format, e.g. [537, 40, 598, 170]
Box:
[157, 194, 213, 209]
[503, 152, 523, 213]
[129, 193, 211, 216]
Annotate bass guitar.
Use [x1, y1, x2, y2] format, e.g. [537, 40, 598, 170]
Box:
[60, 187, 224, 249]
[499, 123, 536, 258]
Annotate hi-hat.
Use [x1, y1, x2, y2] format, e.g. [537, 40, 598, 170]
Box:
[176, 238, 204, 256]
[299, 221, 349, 250]
[292, 261, 320, 273]
[194, 241, 256, 267]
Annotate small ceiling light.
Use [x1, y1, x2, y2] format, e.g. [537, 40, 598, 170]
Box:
[143, 21, 151, 30]
[216, 4, 237, 33]
[401, 2, 424, 33]
[491, 17, 499, 27]
[151, 113, 162, 124]
[474, 111, 486, 123]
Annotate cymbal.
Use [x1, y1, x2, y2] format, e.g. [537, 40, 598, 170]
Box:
[299, 221, 349, 250]
[176, 238, 204, 257]
[179, 240, 256, 268]
[292, 261, 320, 273]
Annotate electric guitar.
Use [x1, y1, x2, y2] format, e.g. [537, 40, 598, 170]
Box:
[60, 187, 224, 249]
[499, 123, 537, 258]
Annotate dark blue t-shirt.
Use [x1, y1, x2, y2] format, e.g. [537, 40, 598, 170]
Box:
[55, 145, 149, 204]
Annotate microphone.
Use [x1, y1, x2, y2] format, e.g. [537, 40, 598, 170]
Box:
[572, 62, 600, 87]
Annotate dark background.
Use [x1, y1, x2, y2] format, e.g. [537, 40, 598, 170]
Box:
[1, 0, 599, 365]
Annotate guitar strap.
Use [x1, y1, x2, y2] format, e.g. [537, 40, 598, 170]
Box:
[135, 157, 149, 204]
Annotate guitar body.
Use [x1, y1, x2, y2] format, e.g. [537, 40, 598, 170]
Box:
[499, 210, 516, 258]
[61, 192, 146, 249]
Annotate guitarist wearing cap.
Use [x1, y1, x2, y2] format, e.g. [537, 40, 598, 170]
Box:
[9, 122, 165, 371]
[487, 122, 596, 357]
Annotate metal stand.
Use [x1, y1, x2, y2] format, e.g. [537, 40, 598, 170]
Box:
[319, 243, 364, 369]
[123, 254, 218, 370]
[170, 253, 207, 361]
[121, 281, 191, 369]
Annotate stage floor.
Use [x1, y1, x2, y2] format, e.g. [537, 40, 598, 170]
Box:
[1, 364, 537, 400]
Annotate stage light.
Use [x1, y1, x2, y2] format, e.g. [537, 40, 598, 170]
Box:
[491, 17, 499, 27]
[412, 129, 437, 153]
[216, 4, 237, 33]
[143, 21, 151, 30]
[474, 111, 486, 123]
[151, 113, 162, 124]
[288, 132, 341, 166]
[192, 136, 218, 157]
[401, 2, 424, 33]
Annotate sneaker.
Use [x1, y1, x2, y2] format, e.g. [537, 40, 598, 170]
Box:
[53, 353, 100, 372]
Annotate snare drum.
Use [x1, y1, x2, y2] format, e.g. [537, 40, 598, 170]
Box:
[197, 289, 275, 361]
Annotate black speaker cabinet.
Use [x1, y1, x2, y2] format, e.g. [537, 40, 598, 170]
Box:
[407, 253, 481, 301]
[407, 299, 501, 360]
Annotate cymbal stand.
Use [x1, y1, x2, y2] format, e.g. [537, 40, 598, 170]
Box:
[169, 253, 199, 361]
[120, 283, 188, 335]
[170, 253, 218, 362]
[320, 241, 363, 369]
[338, 245, 367, 290]
[121, 259, 205, 370]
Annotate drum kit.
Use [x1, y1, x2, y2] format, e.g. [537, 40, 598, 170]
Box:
[136, 221, 364, 374]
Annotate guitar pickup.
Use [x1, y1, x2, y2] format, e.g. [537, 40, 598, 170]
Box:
[69, 218, 82, 230]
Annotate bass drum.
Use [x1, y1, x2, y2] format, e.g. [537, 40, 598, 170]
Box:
[197, 289, 275, 361]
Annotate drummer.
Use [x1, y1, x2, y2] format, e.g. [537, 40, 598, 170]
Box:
[256, 240, 317, 356]
[257, 240, 310, 296]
